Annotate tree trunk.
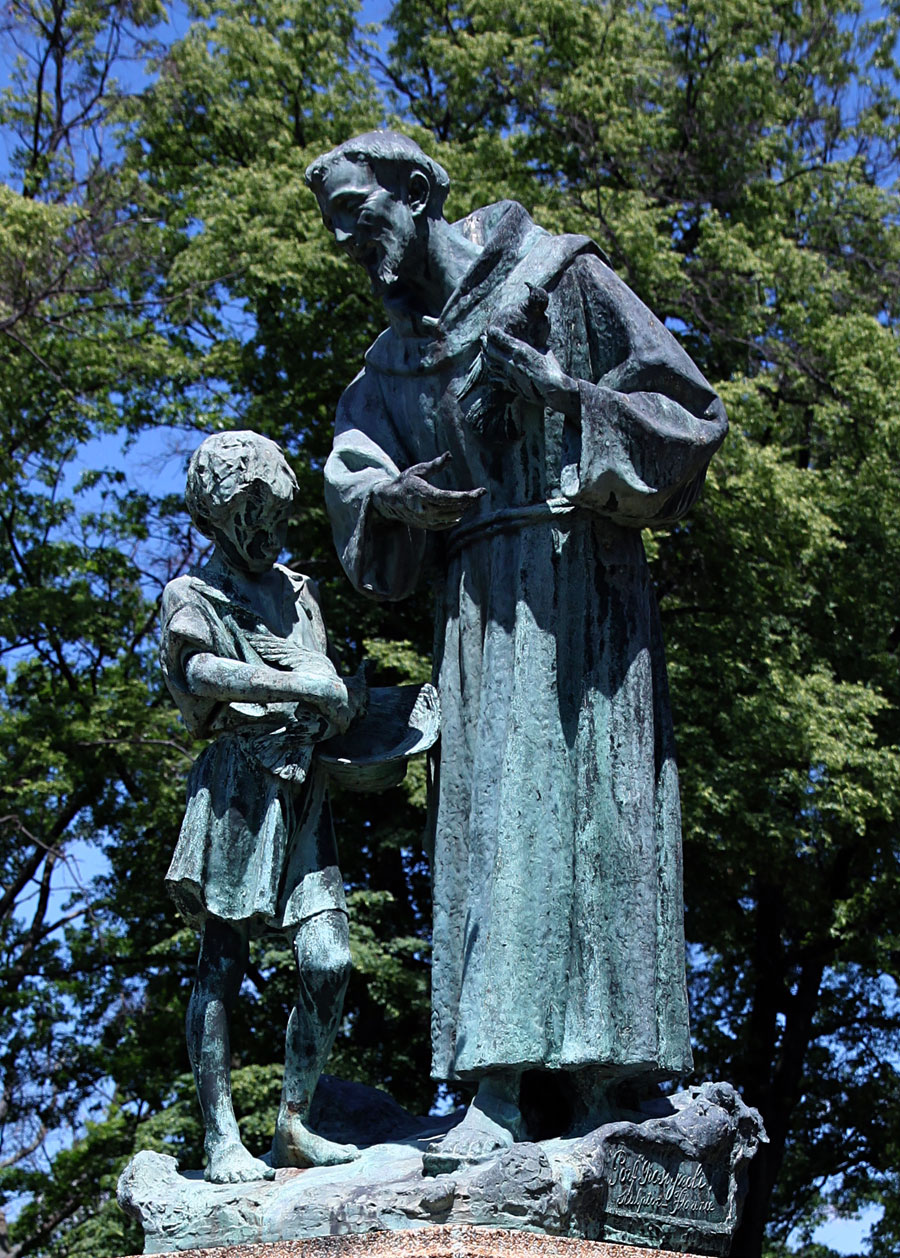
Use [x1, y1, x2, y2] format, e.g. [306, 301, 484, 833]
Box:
[733, 934, 827, 1257]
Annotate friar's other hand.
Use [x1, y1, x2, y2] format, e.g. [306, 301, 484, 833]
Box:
[482, 328, 580, 420]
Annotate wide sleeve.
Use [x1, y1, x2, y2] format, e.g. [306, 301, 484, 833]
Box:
[159, 578, 222, 737]
[557, 254, 728, 526]
[324, 366, 427, 601]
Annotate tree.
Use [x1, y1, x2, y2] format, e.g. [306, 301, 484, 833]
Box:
[1, 2, 441, 1253]
[377, 1, 900, 1252]
[0, 2, 221, 1252]
[3, 0, 900, 1255]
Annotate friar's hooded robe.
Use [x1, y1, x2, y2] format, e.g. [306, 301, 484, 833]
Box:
[325, 201, 727, 1083]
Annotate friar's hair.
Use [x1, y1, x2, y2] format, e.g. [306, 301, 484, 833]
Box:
[185, 430, 298, 540]
[305, 131, 450, 215]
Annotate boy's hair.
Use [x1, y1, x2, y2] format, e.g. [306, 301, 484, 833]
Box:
[305, 131, 450, 216]
[186, 431, 298, 540]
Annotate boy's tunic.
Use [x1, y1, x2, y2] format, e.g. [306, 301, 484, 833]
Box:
[325, 201, 727, 1082]
[160, 563, 345, 934]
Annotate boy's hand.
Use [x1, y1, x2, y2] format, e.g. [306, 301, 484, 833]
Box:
[319, 661, 368, 736]
[343, 660, 369, 729]
[247, 633, 352, 723]
[247, 634, 336, 679]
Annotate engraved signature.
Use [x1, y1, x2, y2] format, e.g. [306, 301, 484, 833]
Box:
[606, 1148, 719, 1216]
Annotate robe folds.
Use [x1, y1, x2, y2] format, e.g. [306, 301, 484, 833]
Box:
[325, 201, 728, 1084]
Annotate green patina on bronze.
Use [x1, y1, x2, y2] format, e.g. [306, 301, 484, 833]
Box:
[308, 132, 728, 1168]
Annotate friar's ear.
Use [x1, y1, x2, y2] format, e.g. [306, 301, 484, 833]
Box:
[408, 169, 430, 217]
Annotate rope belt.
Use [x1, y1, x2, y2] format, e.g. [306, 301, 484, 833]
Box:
[447, 496, 578, 557]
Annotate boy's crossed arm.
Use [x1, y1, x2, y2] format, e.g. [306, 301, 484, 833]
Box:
[184, 650, 363, 734]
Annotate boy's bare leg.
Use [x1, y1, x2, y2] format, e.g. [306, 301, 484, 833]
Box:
[187, 917, 274, 1183]
[272, 909, 361, 1167]
[423, 1070, 523, 1175]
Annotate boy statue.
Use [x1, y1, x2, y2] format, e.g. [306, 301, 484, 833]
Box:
[160, 430, 367, 1184]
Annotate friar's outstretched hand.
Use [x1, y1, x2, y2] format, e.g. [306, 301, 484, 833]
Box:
[372, 452, 486, 530]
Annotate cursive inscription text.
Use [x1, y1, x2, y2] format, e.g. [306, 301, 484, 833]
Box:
[606, 1147, 723, 1219]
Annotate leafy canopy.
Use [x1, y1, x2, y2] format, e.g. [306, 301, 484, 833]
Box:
[1, 2, 899, 1256]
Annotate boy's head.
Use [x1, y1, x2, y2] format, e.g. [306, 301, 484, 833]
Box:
[186, 431, 298, 574]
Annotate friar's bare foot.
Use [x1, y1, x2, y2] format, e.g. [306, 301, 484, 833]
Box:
[205, 1138, 275, 1184]
[272, 1114, 360, 1169]
[422, 1093, 522, 1176]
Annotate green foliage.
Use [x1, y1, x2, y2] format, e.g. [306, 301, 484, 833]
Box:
[0, 6, 438, 1254]
[2, 0, 900, 1255]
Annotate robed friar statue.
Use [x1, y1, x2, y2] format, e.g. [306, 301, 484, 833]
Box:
[306, 132, 729, 1173]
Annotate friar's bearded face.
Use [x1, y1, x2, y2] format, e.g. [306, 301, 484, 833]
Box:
[315, 156, 422, 298]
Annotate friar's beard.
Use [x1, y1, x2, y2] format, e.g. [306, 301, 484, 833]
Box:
[367, 218, 421, 297]
[370, 240, 406, 294]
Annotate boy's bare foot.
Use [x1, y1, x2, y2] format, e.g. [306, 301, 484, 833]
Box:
[272, 1114, 360, 1168]
[422, 1091, 522, 1176]
[205, 1138, 275, 1184]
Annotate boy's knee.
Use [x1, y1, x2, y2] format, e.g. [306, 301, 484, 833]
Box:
[295, 912, 351, 991]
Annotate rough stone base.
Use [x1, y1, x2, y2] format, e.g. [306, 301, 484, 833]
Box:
[136, 1226, 704, 1257]
[118, 1080, 765, 1258]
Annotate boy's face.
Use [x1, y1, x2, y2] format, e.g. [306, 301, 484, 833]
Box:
[215, 484, 293, 575]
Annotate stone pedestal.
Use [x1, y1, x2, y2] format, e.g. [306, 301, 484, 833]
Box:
[132, 1226, 705, 1257]
[119, 1080, 764, 1258]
